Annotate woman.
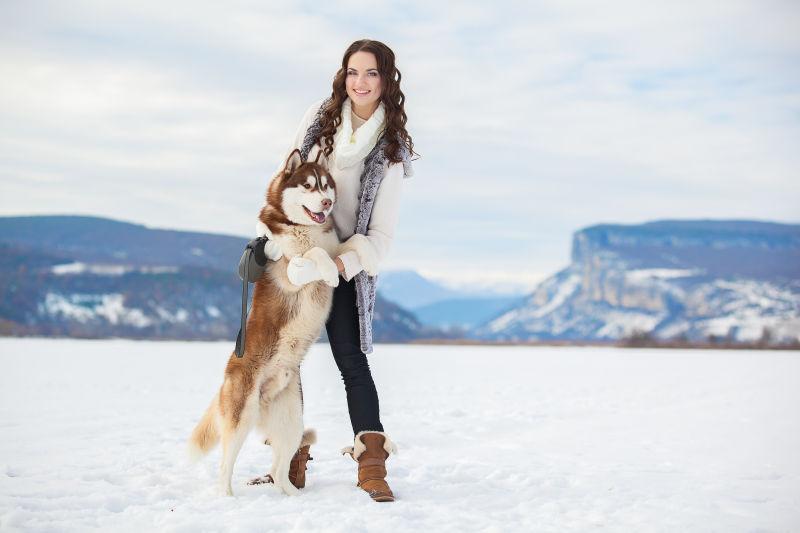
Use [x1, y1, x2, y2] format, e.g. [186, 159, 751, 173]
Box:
[259, 39, 415, 502]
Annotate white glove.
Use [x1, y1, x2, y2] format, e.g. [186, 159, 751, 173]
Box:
[287, 257, 323, 286]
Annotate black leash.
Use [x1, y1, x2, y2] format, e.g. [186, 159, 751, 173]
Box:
[234, 236, 269, 357]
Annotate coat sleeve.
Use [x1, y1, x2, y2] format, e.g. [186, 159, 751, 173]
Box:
[339, 161, 405, 281]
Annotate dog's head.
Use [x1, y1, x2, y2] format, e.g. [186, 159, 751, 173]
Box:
[268, 149, 336, 226]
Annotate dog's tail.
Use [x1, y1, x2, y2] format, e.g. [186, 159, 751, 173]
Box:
[187, 393, 220, 462]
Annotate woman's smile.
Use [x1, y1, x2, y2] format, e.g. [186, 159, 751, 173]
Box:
[345, 51, 382, 116]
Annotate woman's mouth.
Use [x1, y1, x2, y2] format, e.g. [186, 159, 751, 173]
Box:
[353, 89, 370, 96]
[303, 206, 326, 224]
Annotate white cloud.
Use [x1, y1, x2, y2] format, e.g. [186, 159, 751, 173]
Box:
[1, 0, 798, 287]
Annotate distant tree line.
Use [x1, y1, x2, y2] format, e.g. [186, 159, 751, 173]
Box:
[620, 327, 800, 350]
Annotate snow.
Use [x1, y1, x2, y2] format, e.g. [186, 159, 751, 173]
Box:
[686, 280, 800, 342]
[1, 338, 799, 532]
[155, 307, 189, 324]
[625, 268, 702, 283]
[51, 264, 179, 276]
[483, 268, 800, 344]
[595, 309, 663, 338]
[41, 293, 153, 328]
[526, 273, 582, 320]
[51, 263, 131, 276]
[487, 273, 582, 333]
[40, 293, 97, 323]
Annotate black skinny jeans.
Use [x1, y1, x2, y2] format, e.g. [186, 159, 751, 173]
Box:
[325, 277, 384, 435]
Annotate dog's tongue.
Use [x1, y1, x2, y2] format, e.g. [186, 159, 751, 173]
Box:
[303, 205, 326, 223]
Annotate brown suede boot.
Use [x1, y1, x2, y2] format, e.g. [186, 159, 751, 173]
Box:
[287, 444, 312, 488]
[341, 431, 398, 502]
[249, 429, 316, 489]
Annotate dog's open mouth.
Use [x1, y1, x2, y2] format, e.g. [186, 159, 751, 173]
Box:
[303, 206, 326, 224]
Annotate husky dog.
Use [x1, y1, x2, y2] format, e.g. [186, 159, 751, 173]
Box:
[188, 148, 378, 496]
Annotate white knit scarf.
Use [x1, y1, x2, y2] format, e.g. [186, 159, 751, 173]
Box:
[332, 97, 386, 170]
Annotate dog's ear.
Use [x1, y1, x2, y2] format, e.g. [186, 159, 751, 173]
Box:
[283, 149, 303, 175]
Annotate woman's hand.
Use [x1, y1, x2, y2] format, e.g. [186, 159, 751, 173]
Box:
[334, 256, 345, 275]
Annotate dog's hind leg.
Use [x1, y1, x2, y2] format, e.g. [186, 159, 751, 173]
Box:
[218, 418, 250, 496]
[259, 365, 294, 403]
[218, 387, 257, 497]
[264, 376, 304, 496]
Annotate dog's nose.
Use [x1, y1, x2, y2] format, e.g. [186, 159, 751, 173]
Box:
[321, 199, 332, 209]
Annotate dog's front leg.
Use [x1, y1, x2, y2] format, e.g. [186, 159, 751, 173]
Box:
[269, 257, 305, 293]
[303, 247, 339, 287]
[256, 219, 272, 239]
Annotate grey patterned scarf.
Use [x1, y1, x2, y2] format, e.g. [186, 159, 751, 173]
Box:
[299, 99, 413, 354]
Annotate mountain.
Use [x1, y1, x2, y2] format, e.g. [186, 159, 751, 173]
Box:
[378, 270, 528, 329]
[475, 220, 800, 344]
[377, 270, 463, 309]
[0, 215, 439, 342]
[0, 215, 244, 271]
[379, 269, 531, 309]
[412, 296, 524, 330]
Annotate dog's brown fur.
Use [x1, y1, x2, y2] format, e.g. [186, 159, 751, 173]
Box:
[188, 148, 377, 496]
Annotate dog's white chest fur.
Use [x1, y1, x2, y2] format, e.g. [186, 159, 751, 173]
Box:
[275, 225, 339, 258]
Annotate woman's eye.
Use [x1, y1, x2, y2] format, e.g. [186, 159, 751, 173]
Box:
[369, 72, 378, 77]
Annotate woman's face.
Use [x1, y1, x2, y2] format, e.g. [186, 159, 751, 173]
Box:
[345, 51, 382, 116]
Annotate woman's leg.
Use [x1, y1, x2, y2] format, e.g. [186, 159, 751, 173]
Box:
[325, 277, 384, 434]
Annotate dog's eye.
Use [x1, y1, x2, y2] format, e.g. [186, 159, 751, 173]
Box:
[303, 183, 311, 189]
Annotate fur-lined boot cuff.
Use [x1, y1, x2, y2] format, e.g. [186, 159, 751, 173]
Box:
[300, 428, 317, 447]
[340, 430, 398, 461]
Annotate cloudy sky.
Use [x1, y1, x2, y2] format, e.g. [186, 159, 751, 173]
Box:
[1, 0, 799, 290]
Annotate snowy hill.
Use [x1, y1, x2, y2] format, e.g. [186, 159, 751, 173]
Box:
[476, 220, 800, 343]
[0, 216, 436, 342]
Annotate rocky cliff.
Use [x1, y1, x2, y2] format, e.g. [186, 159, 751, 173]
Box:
[476, 221, 800, 343]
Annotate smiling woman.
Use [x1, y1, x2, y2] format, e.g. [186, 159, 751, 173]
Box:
[345, 52, 383, 118]
[255, 39, 416, 503]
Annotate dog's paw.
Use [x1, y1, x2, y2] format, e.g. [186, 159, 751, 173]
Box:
[247, 474, 273, 485]
[286, 256, 318, 287]
[317, 257, 340, 287]
[276, 479, 301, 496]
[303, 247, 339, 287]
[256, 220, 273, 239]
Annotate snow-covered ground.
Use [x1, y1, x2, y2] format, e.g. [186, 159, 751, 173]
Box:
[1, 338, 798, 532]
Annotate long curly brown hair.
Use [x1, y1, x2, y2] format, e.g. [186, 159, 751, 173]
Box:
[317, 39, 416, 164]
